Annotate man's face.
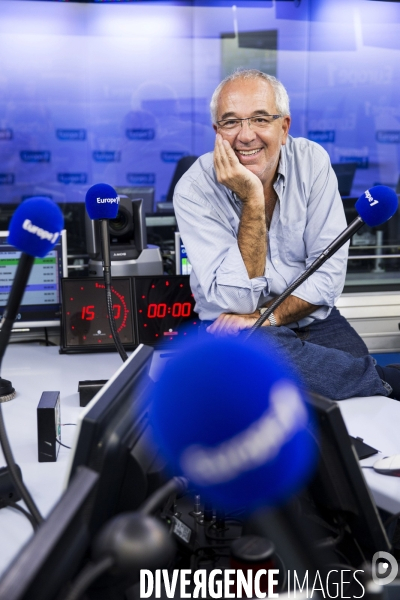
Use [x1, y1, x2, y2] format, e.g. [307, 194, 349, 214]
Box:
[213, 78, 291, 185]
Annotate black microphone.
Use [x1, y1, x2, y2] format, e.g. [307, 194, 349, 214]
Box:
[85, 183, 120, 287]
[247, 185, 399, 336]
[85, 183, 128, 362]
[0, 197, 64, 401]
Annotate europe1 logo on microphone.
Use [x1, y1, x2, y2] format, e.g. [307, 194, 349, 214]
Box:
[22, 219, 60, 244]
[365, 189, 379, 207]
[96, 196, 120, 205]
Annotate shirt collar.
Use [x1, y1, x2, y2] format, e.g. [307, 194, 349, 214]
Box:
[276, 146, 286, 182]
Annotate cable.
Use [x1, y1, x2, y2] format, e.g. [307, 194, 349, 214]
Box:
[0, 404, 43, 527]
[56, 424, 76, 450]
[63, 556, 114, 600]
[105, 281, 128, 362]
[140, 477, 188, 515]
[56, 438, 71, 450]
[99, 222, 128, 363]
[5, 499, 37, 531]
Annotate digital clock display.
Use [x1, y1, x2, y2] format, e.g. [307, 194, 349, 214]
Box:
[61, 275, 199, 353]
[133, 276, 199, 346]
[61, 277, 135, 351]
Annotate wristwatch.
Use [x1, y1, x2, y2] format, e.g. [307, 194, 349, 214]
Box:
[259, 308, 278, 326]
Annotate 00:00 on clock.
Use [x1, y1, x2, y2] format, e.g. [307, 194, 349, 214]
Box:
[147, 303, 192, 318]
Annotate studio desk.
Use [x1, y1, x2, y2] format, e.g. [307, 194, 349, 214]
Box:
[0, 344, 148, 576]
[1, 343, 400, 576]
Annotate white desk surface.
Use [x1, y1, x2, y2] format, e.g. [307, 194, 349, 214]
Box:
[0, 344, 131, 576]
[338, 395, 400, 515]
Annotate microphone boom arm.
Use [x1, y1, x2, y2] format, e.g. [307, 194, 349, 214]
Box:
[0, 253, 35, 374]
[99, 219, 128, 362]
[246, 215, 364, 337]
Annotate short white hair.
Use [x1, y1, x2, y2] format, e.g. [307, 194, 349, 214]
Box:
[210, 69, 290, 124]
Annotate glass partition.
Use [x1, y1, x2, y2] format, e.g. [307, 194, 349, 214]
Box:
[0, 0, 399, 289]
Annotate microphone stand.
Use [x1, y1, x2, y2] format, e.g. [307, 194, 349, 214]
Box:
[0, 252, 44, 527]
[99, 220, 128, 362]
[246, 216, 364, 339]
[0, 254, 35, 402]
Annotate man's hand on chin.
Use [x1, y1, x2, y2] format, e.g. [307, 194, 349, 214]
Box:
[214, 134, 263, 202]
[206, 312, 268, 337]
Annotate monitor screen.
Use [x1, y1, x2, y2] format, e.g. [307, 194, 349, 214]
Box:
[65, 343, 166, 531]
[305, 392, 391, 563]
[0, 230, 68, 329]
[331, 162, 358, 197]
[174, 232, 192, 276]
[145, 214, 177, 255]
[115, 186, 155, 215]
[0, 466, 99, 600]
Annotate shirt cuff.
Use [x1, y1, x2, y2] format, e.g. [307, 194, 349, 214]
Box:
[213, 244, 271, 312]
[216, 243, 271, 294]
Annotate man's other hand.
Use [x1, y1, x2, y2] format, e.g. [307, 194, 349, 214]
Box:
[206, 311, 268, 337]
[214, 134, 263, 202]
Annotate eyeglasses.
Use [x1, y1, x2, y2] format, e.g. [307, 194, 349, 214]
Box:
[216, 114, 282, 132]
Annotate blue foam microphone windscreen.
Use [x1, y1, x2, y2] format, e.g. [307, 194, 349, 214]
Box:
[85, 183, 120, 220]
[355, 185, 398, 227]
[150, 335, 316, 512]
[8, 197, 64, 258]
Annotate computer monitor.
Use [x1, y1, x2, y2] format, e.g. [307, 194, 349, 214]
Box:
[0, 230, 68, 329]
[0, 466, 99, 600]
[305, 392, 391, 563]
[174, 232, 192, 275]
[115, 186, 155, 214]
[145, 213, 177, 255]
[65, 343, 166, 531]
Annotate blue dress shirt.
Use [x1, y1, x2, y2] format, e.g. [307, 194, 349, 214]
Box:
[173, 135, 348, 326]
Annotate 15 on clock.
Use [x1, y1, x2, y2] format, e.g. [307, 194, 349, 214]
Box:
[133, 275, 199, 346]
[61, 277, 135, 351]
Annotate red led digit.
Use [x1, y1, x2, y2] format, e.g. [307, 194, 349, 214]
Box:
[157, 303, 167, 318]
[182, 302, 191, 317]
[172, 303, 182, 317]
[113, 304, 121, 319]
[82, 305, 95, 321]
[148, 304, 157, 318]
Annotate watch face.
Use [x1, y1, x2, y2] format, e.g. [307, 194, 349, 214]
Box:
[133, 276, 199, 346]
[62, 278, 135, 350]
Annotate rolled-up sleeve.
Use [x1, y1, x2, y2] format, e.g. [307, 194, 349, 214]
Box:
[174, 186, 271, 318]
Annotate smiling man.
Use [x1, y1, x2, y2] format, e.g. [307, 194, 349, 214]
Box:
[173, 69, 400, 400]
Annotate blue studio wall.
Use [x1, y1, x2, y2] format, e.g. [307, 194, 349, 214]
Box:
[0, 0, 399, 207]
